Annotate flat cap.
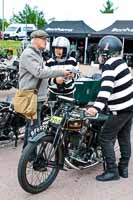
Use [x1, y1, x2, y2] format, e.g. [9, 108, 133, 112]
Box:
[31, 30, 49, 39]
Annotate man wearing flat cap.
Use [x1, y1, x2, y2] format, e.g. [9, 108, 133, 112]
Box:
[30, 30, 49, 39]
[19, 29, 71, 149]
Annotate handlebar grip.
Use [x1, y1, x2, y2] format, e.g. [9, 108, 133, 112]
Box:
[58, 95, 76, 103]
[96, 113, 109, 121]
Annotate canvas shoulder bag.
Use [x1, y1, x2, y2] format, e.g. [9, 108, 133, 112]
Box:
[13, 79, 42, 120]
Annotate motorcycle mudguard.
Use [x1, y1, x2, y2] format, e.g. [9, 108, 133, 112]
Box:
[28, 131, 48, 143]
[28, 131, 65, 168]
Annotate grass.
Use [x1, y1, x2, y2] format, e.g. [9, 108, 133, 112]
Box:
[0, 40, 21, 55]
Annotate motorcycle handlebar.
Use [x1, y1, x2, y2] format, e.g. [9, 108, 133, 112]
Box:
[85, 112, 109, 121]
[77, 108, 109, 121]
[58, 95, 77, 104]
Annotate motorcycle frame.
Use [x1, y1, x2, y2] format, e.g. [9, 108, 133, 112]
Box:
[28, 99, 104, 170]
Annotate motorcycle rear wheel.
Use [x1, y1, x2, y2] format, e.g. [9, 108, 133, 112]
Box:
[18, 135, 60, 194]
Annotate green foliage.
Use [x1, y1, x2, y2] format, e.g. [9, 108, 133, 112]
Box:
[100, 0, 118, 14]
[10, 4, 47, 29]
[0, 40, 21, 55]
[0, 19, 9, 31]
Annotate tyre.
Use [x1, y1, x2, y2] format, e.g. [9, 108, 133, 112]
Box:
[18, 135, 60, 194]
[15, 36, 19, 41]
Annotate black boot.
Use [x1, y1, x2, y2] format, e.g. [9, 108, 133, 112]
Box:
[118, 166, 128, 178]
[96, 169, 120, 182]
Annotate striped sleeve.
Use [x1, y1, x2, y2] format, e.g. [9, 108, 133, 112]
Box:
[93, 57, 133, 112]
[93, 64, 115, 111]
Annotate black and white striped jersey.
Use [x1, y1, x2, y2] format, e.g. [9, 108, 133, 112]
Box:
[46, 56, 79, 95]
[94, 56, 133, 112]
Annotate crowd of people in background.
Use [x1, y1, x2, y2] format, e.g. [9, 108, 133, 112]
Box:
[69, 40, 97, 64]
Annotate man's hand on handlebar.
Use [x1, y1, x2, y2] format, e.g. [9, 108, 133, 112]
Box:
[86, 107, 98, 116]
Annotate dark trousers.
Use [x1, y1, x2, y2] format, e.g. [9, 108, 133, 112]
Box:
[99, 112, 133, 170]
[23, 101, 44, 149]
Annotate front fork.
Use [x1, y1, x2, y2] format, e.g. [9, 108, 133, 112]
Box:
[47, 111, 68, 162]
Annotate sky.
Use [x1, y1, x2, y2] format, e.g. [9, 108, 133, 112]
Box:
[0, 0, 133, 31]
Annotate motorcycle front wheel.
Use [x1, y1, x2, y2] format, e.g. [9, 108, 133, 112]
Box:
[18, 135, 60, 194]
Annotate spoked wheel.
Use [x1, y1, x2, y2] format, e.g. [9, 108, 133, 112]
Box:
[18, 135, 60, 194]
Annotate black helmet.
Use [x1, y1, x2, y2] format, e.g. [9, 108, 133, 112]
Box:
[98, 35, 122, 56]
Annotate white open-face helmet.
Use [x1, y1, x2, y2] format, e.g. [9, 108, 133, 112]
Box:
[52, 36, 70, 62]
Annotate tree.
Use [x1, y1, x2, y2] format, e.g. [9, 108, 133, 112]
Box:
[10, 4, 47, 29]
[0, 19, 9, 31]
[100, 0, 118, 14]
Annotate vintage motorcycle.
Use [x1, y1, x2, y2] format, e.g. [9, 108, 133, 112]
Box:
[18, 95, 109, 194]
[0, 99, 50, 146]
[0, 101, 26, 146]
[0, 61, 19, 90]
[0, 61, 24, 146]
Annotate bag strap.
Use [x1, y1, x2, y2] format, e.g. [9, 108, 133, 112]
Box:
[36, 79, 42, 90]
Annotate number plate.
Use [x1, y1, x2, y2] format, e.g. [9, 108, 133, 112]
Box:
[50, 116, 63, 124]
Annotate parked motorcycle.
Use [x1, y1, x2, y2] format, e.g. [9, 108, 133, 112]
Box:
[0, 101, 26, 146]
[17, 95, 109, 194]
[0, 61, 19, 90]
[0, 60, 25, 146]
[0, 98, 51, 146]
